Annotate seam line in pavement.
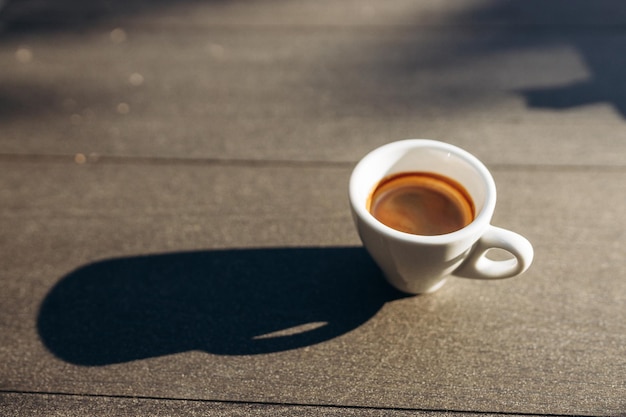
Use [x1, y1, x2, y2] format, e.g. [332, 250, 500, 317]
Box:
[7, 21, 626, 35]
[0, 390, 600, 417]
[0, 153, 625, 172]
[0, 153, 353, 169]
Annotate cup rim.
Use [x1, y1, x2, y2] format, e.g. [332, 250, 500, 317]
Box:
[349, 139, 497, 244]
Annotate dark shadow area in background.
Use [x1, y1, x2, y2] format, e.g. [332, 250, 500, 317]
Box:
[458, 0, 626, 117]
[38, 247, 407, 366]
[355, 0, 626, 119]
[0, 0, 211, 33]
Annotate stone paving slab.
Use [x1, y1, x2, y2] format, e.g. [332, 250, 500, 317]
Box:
[2, 6, 626, 165]
[5, 0, 626, 28]
[1, 161, 625, 416]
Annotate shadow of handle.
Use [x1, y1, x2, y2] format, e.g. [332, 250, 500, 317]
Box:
[455, 225, 534, 280]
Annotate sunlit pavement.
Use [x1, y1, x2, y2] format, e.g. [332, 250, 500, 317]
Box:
[1, 1, 625, 415]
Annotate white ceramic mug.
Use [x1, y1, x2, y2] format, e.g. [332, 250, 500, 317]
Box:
[349, 139, 534, 294]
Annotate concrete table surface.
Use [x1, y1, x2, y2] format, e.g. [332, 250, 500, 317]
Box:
[1, 0, 625, 416]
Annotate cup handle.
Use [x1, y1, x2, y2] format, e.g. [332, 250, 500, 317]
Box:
[455, 225, 534, 280]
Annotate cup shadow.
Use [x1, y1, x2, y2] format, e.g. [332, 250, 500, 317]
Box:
[37, 246, 407, 366]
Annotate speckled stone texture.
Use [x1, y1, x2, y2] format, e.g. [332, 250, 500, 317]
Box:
[1, 0, 625, 416]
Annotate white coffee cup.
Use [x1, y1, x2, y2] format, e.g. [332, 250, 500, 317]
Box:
[349, 139, 533, 294]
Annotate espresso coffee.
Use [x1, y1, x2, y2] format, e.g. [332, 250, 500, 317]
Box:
[367, 172, 475, 236]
